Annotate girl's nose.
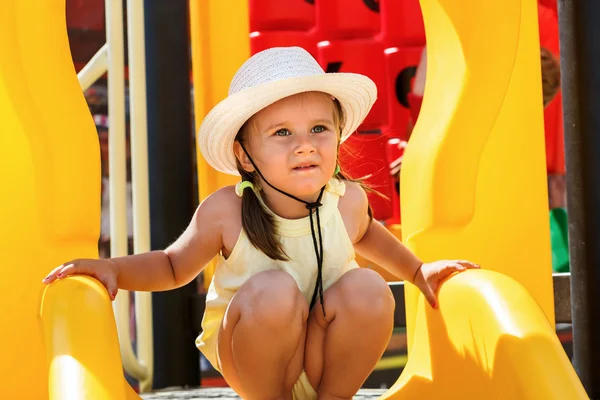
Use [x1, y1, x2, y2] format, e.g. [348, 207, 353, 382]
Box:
[294, 133, 317, 155]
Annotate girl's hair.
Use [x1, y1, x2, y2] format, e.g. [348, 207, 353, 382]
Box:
[235, 95, 376, 260]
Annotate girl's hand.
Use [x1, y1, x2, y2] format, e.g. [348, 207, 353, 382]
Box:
[413, 260, 480, 309]
[42, 258, 120, 301]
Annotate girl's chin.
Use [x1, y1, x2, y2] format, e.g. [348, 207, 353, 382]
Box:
[266, 172, 330, 196]
[289, 180, 329, 197]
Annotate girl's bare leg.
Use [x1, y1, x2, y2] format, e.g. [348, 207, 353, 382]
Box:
[304, 268, 395, 400]
[217, 270, 308, 400]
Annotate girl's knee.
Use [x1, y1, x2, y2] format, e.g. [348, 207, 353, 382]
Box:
[334, 269, 395, 320]
[240, 270, 308, 327]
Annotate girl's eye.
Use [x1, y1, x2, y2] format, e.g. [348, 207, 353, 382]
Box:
[274, 128, 291, 136]
[312, 125, 326, 133]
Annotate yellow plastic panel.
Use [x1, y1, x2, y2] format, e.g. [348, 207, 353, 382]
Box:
[401, 0, 553, 342]
[381, 271, 587, 399]
[189, 0, 250, 201]
[40, 277, 140, 400]
[0, 1, 100, 398]
[189, 0, 250, 287]
[382, 0, 587, 397]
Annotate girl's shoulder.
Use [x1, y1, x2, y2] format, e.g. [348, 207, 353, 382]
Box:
[199, 185, 242, 255]
[337, 181, 369, 243]
[338, 180, 368, 214]
[200, 185, 241, 212]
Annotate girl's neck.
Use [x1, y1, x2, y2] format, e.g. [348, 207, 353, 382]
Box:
[260, 185, 322, 219]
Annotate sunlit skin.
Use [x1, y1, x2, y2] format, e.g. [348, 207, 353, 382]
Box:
[234, 92, 339, 219]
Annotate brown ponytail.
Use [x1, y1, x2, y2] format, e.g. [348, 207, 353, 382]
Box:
[236, 145, 289, 261]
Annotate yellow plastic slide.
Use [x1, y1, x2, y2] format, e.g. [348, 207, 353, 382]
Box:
[39, 276, 143, 400]
[0, 0, 148, 397]
[40, 277, 141, 399]
[0, 0, 587, 399]
[382, 270, 585, 399]
[381, 0, 587, 398]
[1, 0, 101, 398]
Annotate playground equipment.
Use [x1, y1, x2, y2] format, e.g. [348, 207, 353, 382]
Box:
[0, 0, 590, 399]
[378, 0, 585, 397]
[0, 1, 99, 398]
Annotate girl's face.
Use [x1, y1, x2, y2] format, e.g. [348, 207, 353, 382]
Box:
[235, 91, 339, 201]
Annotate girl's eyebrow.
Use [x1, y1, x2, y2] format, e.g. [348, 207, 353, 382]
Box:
[313, 118, 334, 126]
[262, 121, 290, 133]
[261, 118, 334, 133]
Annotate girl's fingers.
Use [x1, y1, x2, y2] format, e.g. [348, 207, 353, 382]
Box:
[436, 262, 464, 280]
[103, 276, 119, 301]
[417, 259, 480, 310]
[44, 263, 117, 301]
[457, 260, 480, 269]
[421, 282, 438, 309]
[46, 261, 97, 284]
[433, 260, 479, 288]
[42, 263, 70, 283]
[55, 262, 85, 278]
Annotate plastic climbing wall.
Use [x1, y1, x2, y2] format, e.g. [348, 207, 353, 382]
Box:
[248, 0, 426, 222]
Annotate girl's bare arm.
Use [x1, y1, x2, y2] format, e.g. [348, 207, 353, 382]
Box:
[341, 182, 422, 283]
[115, 187, 233, 291]
[45, 187, 233, 293]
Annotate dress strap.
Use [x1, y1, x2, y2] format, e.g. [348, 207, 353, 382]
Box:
[326, 178, 346, 197]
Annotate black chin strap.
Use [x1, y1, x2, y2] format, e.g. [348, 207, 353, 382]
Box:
[240, 144, 327, 316]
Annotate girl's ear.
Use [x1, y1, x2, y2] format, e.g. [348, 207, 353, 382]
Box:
[233, 141, 255, 172]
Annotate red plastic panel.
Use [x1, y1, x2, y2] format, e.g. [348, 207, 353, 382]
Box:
[383, 46, 423, 140]
[538, 0, 558, 16]
[340, 129, 394, 221]
[380, 0, 425, 47]
[539, 2, 564, 174]
[317, 40, 387, 128]
[250, 31, 318, 58]
[66, 0, 106, 65]
[249, 0, 315, 32]
[315, 0, 381, 40]
[66, 0, 105, 31]
[544, 93, 565, 175]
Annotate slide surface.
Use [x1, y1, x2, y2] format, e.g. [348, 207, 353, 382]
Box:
[381, 271, 586, 399]
[40, 276, 142, 400]
[382, 0, 586, 398]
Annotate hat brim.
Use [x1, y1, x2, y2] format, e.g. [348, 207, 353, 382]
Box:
[198, 73, 377, 176]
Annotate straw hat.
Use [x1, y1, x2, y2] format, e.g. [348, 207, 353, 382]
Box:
[198, 46, 377, 176]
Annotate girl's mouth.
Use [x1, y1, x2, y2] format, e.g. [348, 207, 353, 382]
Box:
[294, 164, 317, 171]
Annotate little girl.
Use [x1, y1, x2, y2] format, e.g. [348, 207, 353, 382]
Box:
[43, 47, 478, 400]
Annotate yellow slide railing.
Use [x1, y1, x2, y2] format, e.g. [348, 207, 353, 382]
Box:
[382, 0, 586, 398]
[0, 1, 101, 398]
[40, 276, 141, 400]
